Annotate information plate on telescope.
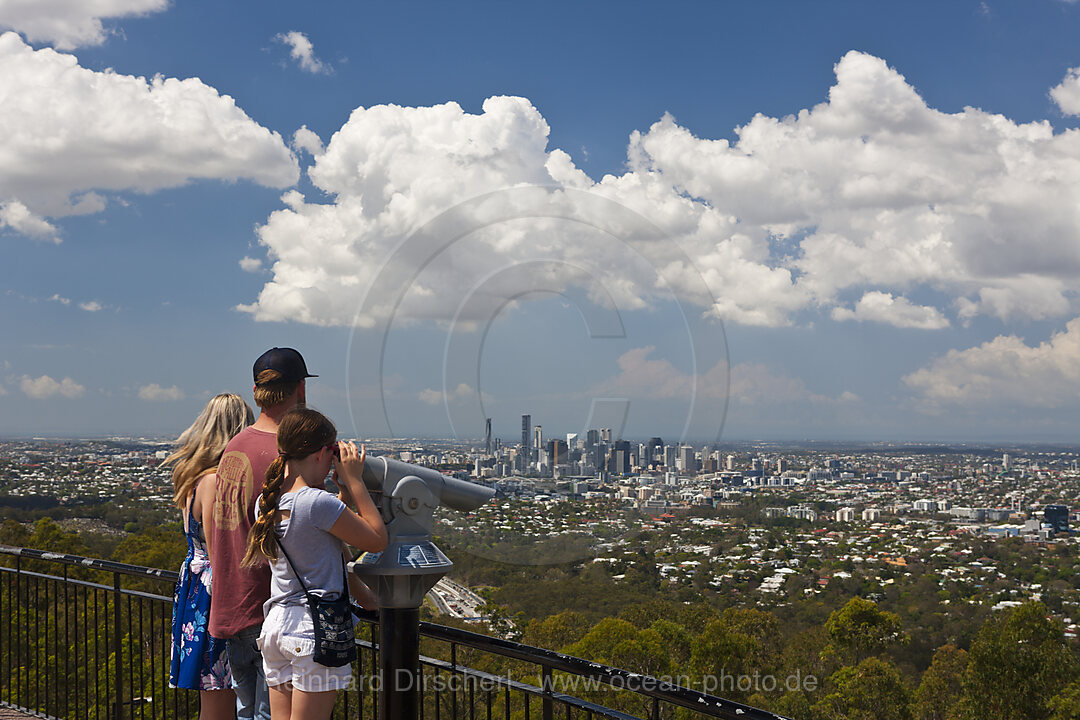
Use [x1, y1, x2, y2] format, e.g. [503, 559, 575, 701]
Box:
[399, 543, 445, 568]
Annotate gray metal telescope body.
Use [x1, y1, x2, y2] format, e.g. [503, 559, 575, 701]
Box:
[349, 456, 494, 608]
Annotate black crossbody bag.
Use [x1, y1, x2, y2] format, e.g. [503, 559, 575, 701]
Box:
[275, 537, 357, 668]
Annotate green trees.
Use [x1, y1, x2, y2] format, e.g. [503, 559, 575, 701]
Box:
[825, 596, 908, 664]
[957, 602, 1078, 720]
[522, 610, 591, 651]
[1048, 681, 1080, 720]
[912, 645, 967, 720]
[813, 657, 913, 720]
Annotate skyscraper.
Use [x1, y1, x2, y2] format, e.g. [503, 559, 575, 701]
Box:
[485, 418, 492, 455]
[647, 437, 664, 465]
[534, 425, 543, 458]
[521, 414, 531, 463]
[586, 429, 600, 468]
[679, 445, 699, 473]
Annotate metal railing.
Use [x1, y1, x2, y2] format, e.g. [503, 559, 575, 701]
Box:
[0, 545, 790, 720]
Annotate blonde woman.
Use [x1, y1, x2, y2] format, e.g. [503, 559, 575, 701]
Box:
[168, 393, 255, 719]
[242, 408, 386, 720]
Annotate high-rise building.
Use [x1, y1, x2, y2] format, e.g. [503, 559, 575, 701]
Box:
[586, 429, 600, 467]
[521, 415, 531, 461]
[678, 445, 698, 473]
[600, 428, 612, 443]
[725, 454, 735, 471]
[549, 439, 568, 467]
[485, 418, 492, 455]
[609, 440, 631, 475]
[1045, 505, 1070, 535]
[534, 425, 543, 457]
[647, 437, 664, 465]
[1002, 453, 1012, 471]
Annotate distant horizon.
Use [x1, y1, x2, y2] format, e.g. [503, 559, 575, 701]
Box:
[3, 432, 1078, 452]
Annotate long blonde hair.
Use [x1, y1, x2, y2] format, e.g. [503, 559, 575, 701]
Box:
[167, 393, 254, 509]
[242, 408, 336, 567]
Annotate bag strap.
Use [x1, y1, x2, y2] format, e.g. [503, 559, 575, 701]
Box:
[274, 535, 320, 608]
[274, 534, 351, 605]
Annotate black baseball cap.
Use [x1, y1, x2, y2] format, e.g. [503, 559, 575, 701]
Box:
[253, 347, 317, 385]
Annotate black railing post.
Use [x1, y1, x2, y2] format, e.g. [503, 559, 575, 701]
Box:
[15, 554, 22, 708]
[113, 571, 124, 720]
[450, 643, 457, 720]
[542, 665, 554, 720]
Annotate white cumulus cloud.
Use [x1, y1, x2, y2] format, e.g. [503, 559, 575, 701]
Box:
[0, 32, 298, 238]
[20, 374, 85, 399]
[275, 31, 329, 74]
[138, 383, 184, 401]
[79, 300, 103, 312]
[831, 291, 949, 329]
[633, 52, 1080, 323]
[291, 125, 324, 156]
[239, 256, 263, 273]
[47, 293, 70, 304]
[0, 199, 58, 240]
[242, 52, 1080, 329]
[1051, 67, 1080, 116]
[0, 0, 167, 49]
[418, 383, 476, 405]
[903, 317, 1080, 408]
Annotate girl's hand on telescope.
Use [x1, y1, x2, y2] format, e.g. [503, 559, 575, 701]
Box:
[335, 441, 365, 481]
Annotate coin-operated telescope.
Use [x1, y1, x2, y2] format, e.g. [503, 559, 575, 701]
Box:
[349, 457, 494, 720]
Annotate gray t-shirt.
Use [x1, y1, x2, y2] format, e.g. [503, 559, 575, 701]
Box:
[265, 486, 348, 613]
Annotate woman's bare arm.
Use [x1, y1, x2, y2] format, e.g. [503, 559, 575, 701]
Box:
[193, 472, 217, 556]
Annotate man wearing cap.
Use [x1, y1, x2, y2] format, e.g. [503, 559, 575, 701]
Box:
[206, 348, 316, 720]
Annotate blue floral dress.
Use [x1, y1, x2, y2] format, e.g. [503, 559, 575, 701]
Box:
[170, 482, 231, 690]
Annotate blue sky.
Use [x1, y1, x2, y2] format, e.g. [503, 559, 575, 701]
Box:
[2, 1, 1080, 443]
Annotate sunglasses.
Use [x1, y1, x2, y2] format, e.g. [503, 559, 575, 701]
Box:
[325, 443, 340, 458]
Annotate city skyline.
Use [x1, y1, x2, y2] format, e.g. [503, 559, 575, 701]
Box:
[2, 2, 1080, 442]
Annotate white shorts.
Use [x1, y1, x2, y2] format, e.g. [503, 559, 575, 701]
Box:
[258, 603, 355, 693]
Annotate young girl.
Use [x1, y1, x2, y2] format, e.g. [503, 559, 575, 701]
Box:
[242, 408, 387, 720]
[168, 393, 254, 719]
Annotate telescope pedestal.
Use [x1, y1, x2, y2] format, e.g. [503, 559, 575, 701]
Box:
[353, 540, 453, 720]
[379, 607, 420, 720]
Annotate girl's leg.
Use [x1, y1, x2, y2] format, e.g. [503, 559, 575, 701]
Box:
[268, 683, 293, 720]
[289, 689, 337, 720]
[199, 688, 237, 720]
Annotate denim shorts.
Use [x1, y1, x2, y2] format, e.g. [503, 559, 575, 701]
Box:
[258, 604, 355, 692]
